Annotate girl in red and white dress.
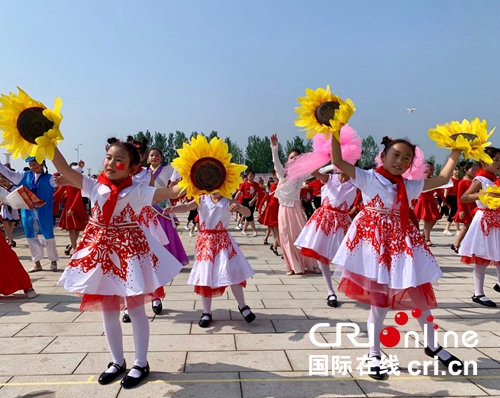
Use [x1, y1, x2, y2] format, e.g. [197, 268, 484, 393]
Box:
[0, 173, 20, 247]
[459, 147, 500, 307]
[165, 193, 256, 328]
[258, 174, 280, 255]
[331, 136, 463, 380]
[451, 162, 478, 253]
[295, 170, 356, 308]
[51, 143, 183, 389]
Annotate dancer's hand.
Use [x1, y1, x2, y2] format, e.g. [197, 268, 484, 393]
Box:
[229, 203, 242, 213]
[67, 210, 74, 217]
[163, 207, 173, 215]
[270, 134, 278, 146]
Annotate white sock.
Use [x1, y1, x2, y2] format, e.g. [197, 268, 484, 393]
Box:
[102, 311, 124, 373]
[496, 267, 500, 285]
[474, 265, 487, 297]
[201, 296, 212, 319]
[320, 263, 335, 296]
[367, 306, 389, 367]
[416, 309, 451, 361]
[127, 305, 149, 378]
[231, 284, 250, 317]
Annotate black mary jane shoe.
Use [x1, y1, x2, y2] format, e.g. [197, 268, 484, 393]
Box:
[98, 360, 127, 385]
[327, 294, 338, 308]
[450, 244, 459, 254]
[122, 312, 131, 323]
[152, 301, 163, 315]
[64, 244, 72, 256]
[121, 363, 150, 389]
[239, 305, 256, 323]
[198, 313, 212, 328]
[367, 356, 389, 380]
[494, 284, 500, 293]
[425, 346, 463, 373]
[471, 295, 497, 307]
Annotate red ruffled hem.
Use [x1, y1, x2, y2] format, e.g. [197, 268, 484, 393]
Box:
[78, 287, 165, 311]
[461, 255, 500, 266]
[194, 281, 247, 298]
[338, 270, 438, 310]
[300, 248, 330, 265]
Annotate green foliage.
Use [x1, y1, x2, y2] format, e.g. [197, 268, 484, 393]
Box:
[245, 135, 274, 173]
[359, 135, 379, 169]
[284, 136, 313, 156]
[225, 137, 244, 164]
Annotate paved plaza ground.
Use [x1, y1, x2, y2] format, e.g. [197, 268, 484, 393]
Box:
[1, 216, 500, 398]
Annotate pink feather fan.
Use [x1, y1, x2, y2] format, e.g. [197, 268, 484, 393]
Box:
[374, 145, 426, 180]
[284, 124, 362, 183]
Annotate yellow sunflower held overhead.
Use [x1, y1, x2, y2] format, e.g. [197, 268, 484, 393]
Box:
[478, 184, 500, 209]
[171, 135, 247, 204]
[428, 118, 495, 164]
[0, 87, 63, 163]
[294, 85, 355, 141]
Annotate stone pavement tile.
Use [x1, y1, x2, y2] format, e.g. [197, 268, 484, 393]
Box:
[156, 300, 196, 310]
[17, 322, 104, 337]
[43, 336, 110, 353]
[286, 348, 368, 372]
[118, 372, 242, 398]
[140, 320, 191, 335]
[72, 311, 109, 323]
[356, 376, 487, 397]
[0, 337, 55, 354]
[446, 307, 500, 318]
[468, 368, 500, 396]
[0, 310, 80, 323]
[29, 293, 82, 302]
[289, 291, 333, 300]
[0, 301, 59, 312]
[0, 375, 121, 398]
[280, 276, 325, 285]
[74, 351, 186, 374]
[156, 308, 231, 322]
[230, 291, 292, 299]
[164, 285, 203, 293]
[435, 300, 476, 308]
[0, 353, 85, 376]
[236, 333, 327, 351]
[432, 318, 500, 332]
[186, 350, 292, 373]
[272, 319, 334, 333]
[0, 324, 28, 337]
[304, 308, 370, 320]
[262, 299, 330, 309]
[229, 308, 308, 320]
[190, 319, 275, 334]
[475, 348, 500, 367]
[194, 299, 263, 310]
[161, 293, 201, 301]
[240, 371, 365, 398]
[471, 331, 500, 348]
[255, 284, 318, 292]
[246, 278, 286, 285]
[149, 334, 235, 352]
[48, 302, 82, 312]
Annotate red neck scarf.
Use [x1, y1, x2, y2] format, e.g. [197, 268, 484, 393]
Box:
[97, 173, 133, 226]
[375, 167, 410, 232]
[475, 169, 498, 185]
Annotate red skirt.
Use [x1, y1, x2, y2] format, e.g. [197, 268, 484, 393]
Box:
[58, 206, 89, 231]
[0, 235, 32, 295]
[461, 255, 500, 267]
[258, 200, 279, 227]
[194, 281, 246, 298]
[78, 287, 165, 311]
[414, 198, 441, 221]
[300, 247, 330, 265]
[338, 270, 438, 310]
[453, 202, 476, 224]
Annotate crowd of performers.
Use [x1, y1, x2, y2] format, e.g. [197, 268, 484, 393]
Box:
[2, 131, 500, 386]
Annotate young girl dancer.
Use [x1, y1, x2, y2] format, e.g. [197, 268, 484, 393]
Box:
[442, 167, 461, 236]
[165, 193, 256, 328]
[451, 162, 478, 253]
[0, 158, 59, 272]
[0, 173, 20, 247]
[459, 147, 500, 307]
[51, 143, 184, 389]
[270, 134, 320, 276]
[258, 172, 280, 254]
[331, 136, 463, 379]
[236, 169, 259, 236]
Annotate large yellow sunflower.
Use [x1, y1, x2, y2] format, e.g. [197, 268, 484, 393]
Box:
[478, 184, 500, 209]
[428, 118, 494, 164]
[0, 87, 63, 163]
[172, 135, 247, 204]
[294, 85, 356, 141]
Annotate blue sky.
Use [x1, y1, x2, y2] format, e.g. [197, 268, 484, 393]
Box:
[1, 0, 499, 174]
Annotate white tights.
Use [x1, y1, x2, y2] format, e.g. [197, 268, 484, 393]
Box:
[200, 284, 250, 320]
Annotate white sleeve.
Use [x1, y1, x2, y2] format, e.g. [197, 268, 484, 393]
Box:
[271, 145, 285, 180]
[352, 167, 371, 190]
[82, 175, 98, 198]
[406, 179, 425, 201]
[137, 185, 156, 207]
[0, 163, 24, 185]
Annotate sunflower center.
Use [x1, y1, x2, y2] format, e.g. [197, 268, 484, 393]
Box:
[190, 157, 227, 191]
[315, 101, 340, 126]
[450, 133, 477, 142]
[16, 107, 54, 144]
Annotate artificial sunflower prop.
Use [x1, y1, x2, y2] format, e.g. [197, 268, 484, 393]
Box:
[172, 135, 247, 204]
[0, 87, 63, 163]
[294, 85, 355, 141]
[478, 184, 500, 209]
[428, 118, 495, 164]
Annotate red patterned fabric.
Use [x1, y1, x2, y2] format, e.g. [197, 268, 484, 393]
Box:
[195, 221, 237, 263]
[79, 287, 165, 311]
[308, 199, 350, 236]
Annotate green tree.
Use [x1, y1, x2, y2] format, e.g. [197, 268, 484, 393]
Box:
[285, 135, 313, 157]
[173, 130, 187, 150]
[208, 130, 219, 140]
[359, 135, 379, 169]
[245, 135, 274, 173]
[225, 137, 244, 164]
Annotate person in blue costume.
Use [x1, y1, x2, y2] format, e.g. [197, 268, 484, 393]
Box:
[0, 156, 59, 272]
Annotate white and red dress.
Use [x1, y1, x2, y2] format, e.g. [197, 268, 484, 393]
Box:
[187, 195, 255, 297]
[295, 174, 356, 264]
[460, 176, 500, 266]
[332, 168, 442, 309]
[57, 176, 183, 311]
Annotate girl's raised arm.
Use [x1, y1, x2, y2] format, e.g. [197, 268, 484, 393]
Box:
[460, 180, 482, 203]
[153, 185, 183, 204]
[423, 149, 461, 192]
[164, 199, 197, 214]
[311, 169, 329, 184]
[331, 136, 356, 179]
[52, 148, 84, 189]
